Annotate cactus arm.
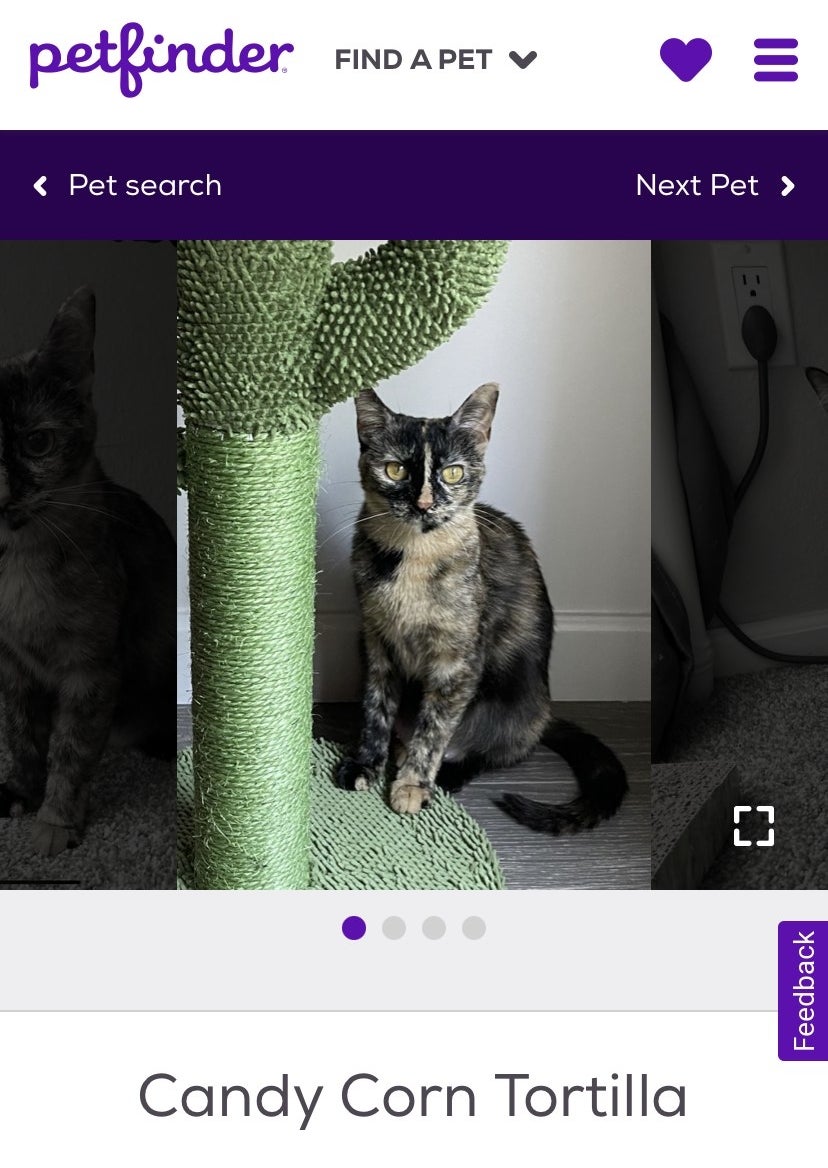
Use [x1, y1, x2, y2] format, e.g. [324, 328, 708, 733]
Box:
[177, 239, 332, 434]
[312, 239, 508, 410]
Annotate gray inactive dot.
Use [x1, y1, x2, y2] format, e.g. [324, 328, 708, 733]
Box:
[422, 916, 446, 940]
[462, 916, 486, 940]
[382, 916, 406, 940]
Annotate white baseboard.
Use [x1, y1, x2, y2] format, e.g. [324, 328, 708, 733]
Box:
[709, 608, 828, 677]
[177, 608, 651, 705]
[548, 611, 650, 701]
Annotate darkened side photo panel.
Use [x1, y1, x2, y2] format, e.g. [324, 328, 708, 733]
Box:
[0, 241, 176, 889]
[652, 240, 828, 891]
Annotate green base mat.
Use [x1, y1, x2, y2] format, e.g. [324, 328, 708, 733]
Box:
[177, 739, 505, 890]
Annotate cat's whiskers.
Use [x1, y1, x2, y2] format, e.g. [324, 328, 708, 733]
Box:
[45, 500, 137, 528]
[33, 513, 69, 566]
[46, 480, 121, 494]
[317, 479, 363, 493]
[473, 512, 512, 538]
[36, 512, 102, 581]
[320, 501, 367, 514]
[320, 503, 509, 559]
[316, 510, 386, 551]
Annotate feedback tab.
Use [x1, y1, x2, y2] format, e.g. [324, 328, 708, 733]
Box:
[778, 922, 826, 1061]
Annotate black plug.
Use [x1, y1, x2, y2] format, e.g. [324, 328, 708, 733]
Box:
[741, 304, 777, 363]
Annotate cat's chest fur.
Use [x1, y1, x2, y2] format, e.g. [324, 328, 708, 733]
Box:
[0, 542, 64, 676]
[0, 535, 117, 686]
[356, 511, 483, 674]
[0, 538, 56, 621]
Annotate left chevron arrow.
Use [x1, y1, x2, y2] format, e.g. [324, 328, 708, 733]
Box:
[33, 175, 48, 197]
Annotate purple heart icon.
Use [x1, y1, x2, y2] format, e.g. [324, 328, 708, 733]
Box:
[660, 38, 712, 82]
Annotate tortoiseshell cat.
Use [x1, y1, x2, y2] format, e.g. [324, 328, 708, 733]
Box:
[0, 288, 175, 856]
[335, 383, 627, 832]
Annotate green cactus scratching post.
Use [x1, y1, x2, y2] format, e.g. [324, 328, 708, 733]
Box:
[179, 239, 508, 890]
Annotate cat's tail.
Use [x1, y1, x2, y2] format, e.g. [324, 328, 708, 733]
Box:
[495, 718, 628, 834]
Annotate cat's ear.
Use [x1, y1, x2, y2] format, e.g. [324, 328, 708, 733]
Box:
[806, 367, 828, 412]
[37, 287, 96, 398]
[355, 388, 393, 441]
[451, 382, 499, 445]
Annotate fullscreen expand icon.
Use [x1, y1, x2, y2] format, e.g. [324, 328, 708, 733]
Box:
[733, 805, 775, 847]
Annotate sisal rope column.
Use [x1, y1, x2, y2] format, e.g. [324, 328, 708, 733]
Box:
[188, 426, 318, 888]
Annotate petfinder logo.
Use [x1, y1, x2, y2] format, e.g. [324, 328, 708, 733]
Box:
[29, 23, 294, 97]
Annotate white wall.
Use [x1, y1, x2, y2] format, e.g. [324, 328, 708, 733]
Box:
[178, 240, 651, 702]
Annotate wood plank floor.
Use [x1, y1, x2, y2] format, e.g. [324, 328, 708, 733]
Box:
[179, 701, 651, 890]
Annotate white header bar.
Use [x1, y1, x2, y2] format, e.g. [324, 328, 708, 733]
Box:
[1, 0, 825, 130]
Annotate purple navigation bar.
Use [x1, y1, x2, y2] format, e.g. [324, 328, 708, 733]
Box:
[778, 921, 826, 1062]
[0, 130, 826, 239]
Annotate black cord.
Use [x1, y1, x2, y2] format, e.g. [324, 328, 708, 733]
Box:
[715, 601, 828, 665]
[733, 359, 770, 507]
[717, 348, 828, 665]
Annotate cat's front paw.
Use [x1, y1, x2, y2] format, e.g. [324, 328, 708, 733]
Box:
[335, 757, 375, 792]
[32, 807, 82, 856]
[389, 776, 432, 815]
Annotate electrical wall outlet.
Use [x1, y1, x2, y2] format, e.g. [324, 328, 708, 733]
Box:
[711, 242, 797, 369]
[732, 267, 771, 318]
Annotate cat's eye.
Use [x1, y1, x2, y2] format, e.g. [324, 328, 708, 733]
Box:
[441, 464, 465, 484]
[21, 430, 55, 458]
[385, 461, 409, 482]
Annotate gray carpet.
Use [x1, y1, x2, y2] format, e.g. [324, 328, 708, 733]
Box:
[652, 761, 739, 889]
[669, 665, 828, 889]
[0, 733, 175, 889]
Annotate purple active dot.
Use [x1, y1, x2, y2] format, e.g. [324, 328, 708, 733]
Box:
[342, 915, 367, 940]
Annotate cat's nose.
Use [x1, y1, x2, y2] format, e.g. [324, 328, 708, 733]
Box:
[415, 491, 434, 512]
